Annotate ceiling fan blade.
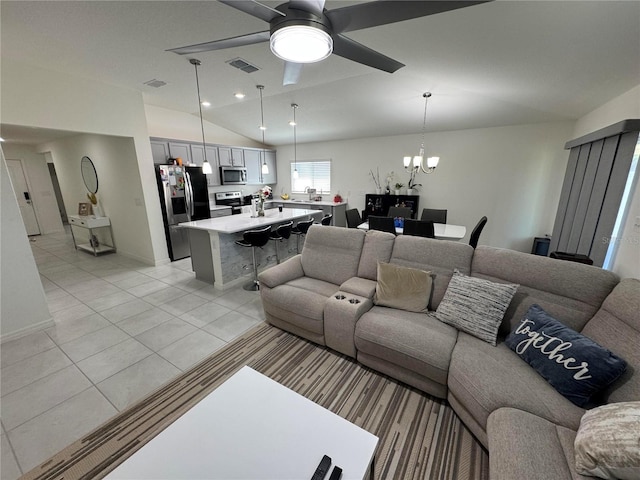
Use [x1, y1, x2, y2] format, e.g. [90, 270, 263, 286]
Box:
[326, 1, 491, 34]
[167, 31, 270, 55]
[332, 34, 404, 73]
[218, 0, 285, 23]
[289, 0, 326, 17]
[283, 61, 304, 86]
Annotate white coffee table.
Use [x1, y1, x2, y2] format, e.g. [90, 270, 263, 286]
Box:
[106, 366, 379, 479]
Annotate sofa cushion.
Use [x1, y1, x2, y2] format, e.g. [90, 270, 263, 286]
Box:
[471, 246, 619, 336]
[448, 332, 585, 433]
[435, 271, 518, 345]
[301, 225, 365, 285]
[581, 278, 640, 404]
[389, 236, 474, 310]
[505, 304, 627, 407]
[374, 262, 433, 312]
[355, 307, 458, 388]
[487, 408, 588, 480]
[357, 230, 395, 280]
[260, 278, 340, 335]
[574, 401, 640, 480]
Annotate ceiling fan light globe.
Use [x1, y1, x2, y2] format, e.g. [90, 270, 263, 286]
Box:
[270, 26, 332, 63]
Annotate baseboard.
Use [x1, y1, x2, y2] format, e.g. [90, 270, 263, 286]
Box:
[1, 317, 55, 344]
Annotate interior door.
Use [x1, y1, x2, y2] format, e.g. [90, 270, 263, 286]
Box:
[7, 159, 41, 235]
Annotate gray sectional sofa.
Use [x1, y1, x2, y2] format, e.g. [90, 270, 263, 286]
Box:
[258, 225, 639, 479]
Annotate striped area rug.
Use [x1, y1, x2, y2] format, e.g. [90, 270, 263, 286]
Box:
[22, 323, 488, 480]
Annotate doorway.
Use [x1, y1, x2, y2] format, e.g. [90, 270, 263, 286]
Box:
[6, 158, 41, 236]
[48, 162, 69, 224]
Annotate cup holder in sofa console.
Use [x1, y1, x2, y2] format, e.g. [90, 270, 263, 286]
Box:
[349, 298, 361, 304]
[335, 294, 346, 300]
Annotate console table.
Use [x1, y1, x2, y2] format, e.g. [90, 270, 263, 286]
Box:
[68, 215, 116, 256]
[362, 194, 419, 220]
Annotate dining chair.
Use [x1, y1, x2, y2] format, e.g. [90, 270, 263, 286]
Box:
[368, 216, 396, 235]
[345, 208, 362, 228]
[387, 206, 412, 219]
[469, 216, 488, 249]
[402, 219, 435, 238]
[421, 208, 448, 224]
[234, 225, 272, 291]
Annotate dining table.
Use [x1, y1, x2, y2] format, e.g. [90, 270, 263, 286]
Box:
[357, 221, 466, 240]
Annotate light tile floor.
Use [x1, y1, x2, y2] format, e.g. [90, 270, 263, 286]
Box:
[1, 228, 264, 478]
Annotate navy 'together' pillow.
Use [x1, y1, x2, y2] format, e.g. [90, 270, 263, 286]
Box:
[505, 304, 627, 407]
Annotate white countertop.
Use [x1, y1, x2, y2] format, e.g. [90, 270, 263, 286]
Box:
[179, 208, 320, 234]
[266, 199, 347, 207]
[209, 205, 232, 212]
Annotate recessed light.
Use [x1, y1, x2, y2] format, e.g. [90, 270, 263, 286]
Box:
[0, 137, 5, 142]
[289, 121, 296, 126]
[201, 101, 211, 107]
[234, 92, 245, 99]
[259, 125, 267, 131]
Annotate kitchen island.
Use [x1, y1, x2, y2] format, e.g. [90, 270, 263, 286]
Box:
[179, 208, 322, 289]
[265, 199, 347, 226]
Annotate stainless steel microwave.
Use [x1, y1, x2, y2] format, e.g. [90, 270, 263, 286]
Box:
[220, 166, 247, 185]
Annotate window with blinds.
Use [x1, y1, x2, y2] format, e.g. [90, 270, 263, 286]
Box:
[291, 160, 331, 193]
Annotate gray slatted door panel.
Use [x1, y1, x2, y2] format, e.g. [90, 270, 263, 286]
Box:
[567, 139, 604, 253]
[590, 131, 638, 265]
[577, 136, 619, 254]
[549, 147, 580, 254]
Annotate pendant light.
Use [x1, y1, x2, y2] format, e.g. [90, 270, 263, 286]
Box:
[257, 85, 269, 176]
[403, 92, 439, 175]
[291, 103, 299, 179]
[190, 58, 212, 174]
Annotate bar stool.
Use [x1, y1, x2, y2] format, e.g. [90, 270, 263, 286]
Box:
[291, 218, 314, 253]
[234, 225, 272, 291]
[320, 213, 333, 225]
[269, 221, 293, 264]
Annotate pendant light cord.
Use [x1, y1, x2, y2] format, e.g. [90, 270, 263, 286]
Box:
[191, 59, 208, 163]
[258, 85, 266, 167]
[419, 92, 431, 156]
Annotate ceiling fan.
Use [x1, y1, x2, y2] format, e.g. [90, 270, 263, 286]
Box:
[168, 0, 490, 85]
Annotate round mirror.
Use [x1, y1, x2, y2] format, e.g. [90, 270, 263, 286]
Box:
[81, 156, 98, 194]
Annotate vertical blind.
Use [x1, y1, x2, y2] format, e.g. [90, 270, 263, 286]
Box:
[549, 120, 639, 266]
[291, 160, 331, 193]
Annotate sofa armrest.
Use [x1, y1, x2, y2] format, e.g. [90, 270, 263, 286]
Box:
[258, 255, 304, 288]
[340, 277, 377, 299]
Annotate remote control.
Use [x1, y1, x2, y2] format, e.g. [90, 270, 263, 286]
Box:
[328, 466, 343, 480]
[310, 455, 332, 480]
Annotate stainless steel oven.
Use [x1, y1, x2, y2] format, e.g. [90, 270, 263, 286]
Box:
[220, 166, 247, 185]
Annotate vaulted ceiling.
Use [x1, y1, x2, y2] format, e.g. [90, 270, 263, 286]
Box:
[2, 1, 639, 145]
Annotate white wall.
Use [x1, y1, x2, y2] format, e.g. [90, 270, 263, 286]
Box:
[275, 121, 574, 252]
[1, 148, 53, 342]
[2, 144, 64, 235]
[145, 104, 265, 148]
[42, 134, 158, 263]
[572, 84, 640, 280]
[2, 58, 168, 264]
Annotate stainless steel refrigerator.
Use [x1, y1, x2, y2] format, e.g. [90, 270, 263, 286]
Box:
[155, 165, 210, 261]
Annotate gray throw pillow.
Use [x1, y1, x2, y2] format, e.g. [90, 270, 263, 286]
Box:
[435, 270, 518, 345]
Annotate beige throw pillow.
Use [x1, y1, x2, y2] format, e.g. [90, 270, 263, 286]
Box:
[374, 262, 432, 312]
[574, 401, 640, 480]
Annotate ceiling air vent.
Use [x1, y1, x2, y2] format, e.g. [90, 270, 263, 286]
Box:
[143, 79, 167, 88]
[226, 58, 260, 74]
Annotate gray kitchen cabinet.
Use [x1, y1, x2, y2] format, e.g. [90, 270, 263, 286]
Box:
[151, 140, 170, 165]
[218, 147, 244, 167]
[168, 142, 192, 165]
[244, 149, 262, 185]
[262, 150, 277, 184]
[245, 149, 277, 185]
[191, 144, 221, 186]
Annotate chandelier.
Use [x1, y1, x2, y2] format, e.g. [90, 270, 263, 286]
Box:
[404, 92, 439, 176]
